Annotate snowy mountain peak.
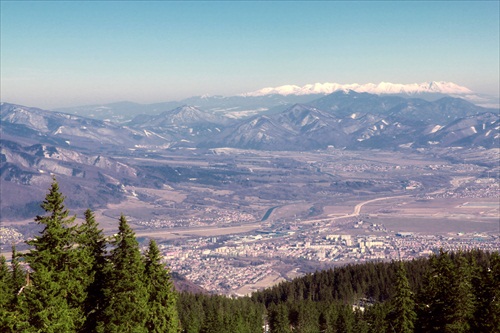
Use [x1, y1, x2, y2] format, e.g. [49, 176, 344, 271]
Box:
[242, 81, 473, 97]
[173, 105, 202, 113]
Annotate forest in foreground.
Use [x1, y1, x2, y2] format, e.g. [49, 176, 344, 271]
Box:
[1, 179, 499, 332]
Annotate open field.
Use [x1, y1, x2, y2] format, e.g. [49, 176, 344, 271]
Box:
[135, 222, 263, 239]
[79, 191, 499, 241]
[235, 272, 285, 296]
[372, 217, 499, 234]
[372, 198, 499, 220]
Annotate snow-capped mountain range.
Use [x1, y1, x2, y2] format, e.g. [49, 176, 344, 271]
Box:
[54, 81, 498, 123]
[242, 81, 473, 97]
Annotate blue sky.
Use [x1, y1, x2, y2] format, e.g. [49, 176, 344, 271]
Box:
[1, 1, 499, 108]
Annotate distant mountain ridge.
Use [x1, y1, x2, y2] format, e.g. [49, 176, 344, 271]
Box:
[3, 91, 498, 152]
[242, 81, 474, 97]
[0, 102, 167, 149]
[55, 95, 320, 122]
[130, 105, 229, 128]
[1, 92, 499, 219]
[209, 92, 498, 151]
[53, 81, 498, 123]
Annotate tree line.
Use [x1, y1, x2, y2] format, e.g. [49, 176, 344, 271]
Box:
[1, 179, 498, 332]
[252, 249, 499, 332]
[1, 179, 178, 332]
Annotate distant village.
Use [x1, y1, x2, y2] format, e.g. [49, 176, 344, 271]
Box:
[159, 216, 498, 295]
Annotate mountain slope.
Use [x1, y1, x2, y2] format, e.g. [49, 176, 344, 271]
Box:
[214, 104, 349, 150]
[128, 105, 230, 147]
[307, 90, 407, 118]
[56, 94, 322, 122]
[131, 105, 227, 127]
[0, 139, 139, 218]
[418, 112, 500, 148]
[1, 102, 170, 150]
[212, 93, 498, 151]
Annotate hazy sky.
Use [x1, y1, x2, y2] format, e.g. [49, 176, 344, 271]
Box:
[1, 1, 499, 109]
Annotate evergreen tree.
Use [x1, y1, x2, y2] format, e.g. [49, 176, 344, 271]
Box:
[79, 209, 108, 333]
[22, 178, 86, 332]
[0, 255, 10, 295]
[353, 309, 369, 333]
[97, 214, 148, 333]
[245, 301, 265, 333]
[3, 245, 28, 331]
[489, 252, 500, 332]
[445, 253, 475, 333]
[363, 303, 389, 333]
[471, 251, 500, 333]
[335, 304, 354, 333]
[295, 300, 319, 333]
[390, 261, 416, 333]
[144, 239, 179, 333]
[268, 303, 291, 333]
[324, 302, 339, 333]
[177, 292, 204, 333]
[10, 245, 26, 298]
[0, 255, 13, 331]
[419, 249, 455, 332]
[200, 301, 223, 333]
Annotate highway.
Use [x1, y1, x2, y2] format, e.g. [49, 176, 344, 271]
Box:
[302, 194, 410, 225]
[135, 194, 412, 239]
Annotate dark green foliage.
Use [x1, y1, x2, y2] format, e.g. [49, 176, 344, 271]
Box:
[470, 250, 500, 333]
[363, 303, 389, 333]
[0, 179, 182, 332]
[0, 255, 13, 331]
[22, 178, 87, 331]
[3, 246, 27, 332]
[268, 303, 291, 333]
[253, 250, 497, 333]
[4, 227, 499, 333]
[446, 253, 475, 332]
[0, 246, 25, 309]
[0, 256, 10, 295]
[2, 181, 181, 332]
[489, 252, 500, 332]
[417, 249, 479, 332]
[96, 214, 149, 333]
[0, 247, 30, 333]
[10, 245, 26, 297]
[177, 293, 205, 333]
[144, 239, 179, 333]
[79, 209, 107, 333]
[289, 300, 319, 333]
[390, 261, 416, 333]
[334, 304, 354, 333]
[176, 292, 265, 333]
[353, 308, 369, 333]
[419, 249, 456, 331]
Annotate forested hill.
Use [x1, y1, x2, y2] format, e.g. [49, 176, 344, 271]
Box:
[250, 250, 499, 332]
[1, 179, 499, 332]
[176, 249, 499, 333]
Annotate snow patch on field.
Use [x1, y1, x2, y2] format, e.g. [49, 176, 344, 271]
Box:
[430, 125, 443, 134]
